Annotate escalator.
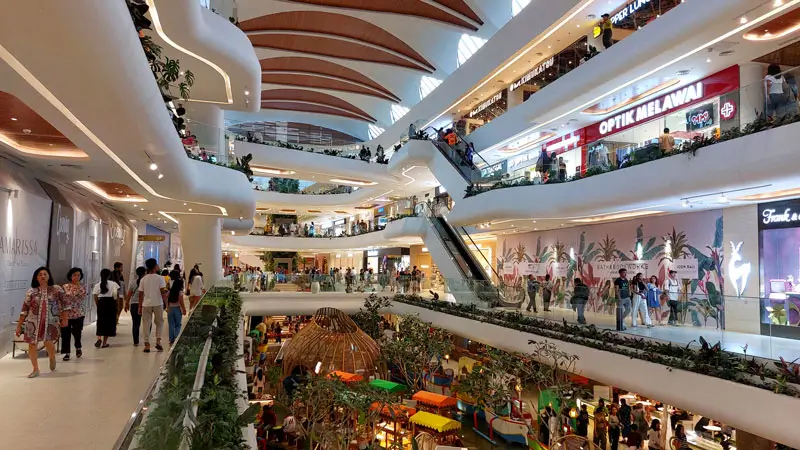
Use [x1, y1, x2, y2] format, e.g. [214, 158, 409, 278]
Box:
[420, 127, 502, 185]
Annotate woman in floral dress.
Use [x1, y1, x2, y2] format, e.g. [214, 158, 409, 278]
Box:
[61, 268, 87, 361]
[15, 267, 65, 378]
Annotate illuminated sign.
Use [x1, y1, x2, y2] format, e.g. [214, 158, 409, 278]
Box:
[367, 250, 379, 257]
[685, 103, 715, 131]
[762, 208, 800, 226]
[728, 241, 750, 298]
[510, 57, 555, 91]
[469, 91, 503, 118]
[758, 200, 800, 230]
[611, 0, 653, 25]
[720, 100, 737, 121]
[598, 82, 704, 136]
[544, 130, 586, 154]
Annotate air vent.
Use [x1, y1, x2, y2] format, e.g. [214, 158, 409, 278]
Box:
[718, 50, 735, 57]
[677, 69, 691, 76]
[60, 164, 83, 169]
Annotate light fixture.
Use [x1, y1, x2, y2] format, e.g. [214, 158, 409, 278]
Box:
[231, 231, 236, 235]
[719, 193, 729, 204]
[188, 208, 192, 212]
[10, 117, 17, 121]
[740, 16, 748, 24]
[244, 90, 250, 96]
[133, 204, 138, 208]
[774, 0, 784, 6]
[682, 199, 690, 208]
[706, 58, 712, 63]
[157, 173, 164, 179]
[149, 162, 158, 171]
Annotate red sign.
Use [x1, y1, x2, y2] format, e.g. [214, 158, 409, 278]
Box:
[720, 100, 737, 121]
[543, 129, 586, 155]
[584, 65, 740, 143]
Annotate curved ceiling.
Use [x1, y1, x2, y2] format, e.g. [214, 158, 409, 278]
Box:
[281, 0, 483, 31]
[0, 91, 88, 158]
[241, 11, 435, 72]
[261, 88, 377, 122]
[260, 57, 400, 102]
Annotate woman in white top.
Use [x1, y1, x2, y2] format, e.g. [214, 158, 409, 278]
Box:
[188, 266, 205, 310]
[765, 63, 791, 118]
[93, 268, 120, 348]
[647, 418, 662, 449]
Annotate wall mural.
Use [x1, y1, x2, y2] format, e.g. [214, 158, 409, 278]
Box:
[497, 209, 725, 329]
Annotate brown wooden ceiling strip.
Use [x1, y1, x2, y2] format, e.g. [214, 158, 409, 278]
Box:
[260, 88, 375, 120]
[434, 0, 483, 24]
[261, 74, 396, 102]
[260, 101, 376, 123]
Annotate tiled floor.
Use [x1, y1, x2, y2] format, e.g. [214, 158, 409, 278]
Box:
[0, 314, 168, 450]
[498, 305, 800, 361]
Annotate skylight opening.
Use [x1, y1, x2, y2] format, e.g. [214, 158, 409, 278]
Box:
[512, 0, 532, 17]
[390, 104, 410, 124]
[419, 76, 443, 100]
[368, 124, 385, 140]
[457, 34, 487, 67]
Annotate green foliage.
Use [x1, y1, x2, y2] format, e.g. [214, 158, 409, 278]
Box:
[258, 251, 275, 272]
[380, 314, 452, 391]
[271, 177, 300, 193]
[351, 294, 392, 341]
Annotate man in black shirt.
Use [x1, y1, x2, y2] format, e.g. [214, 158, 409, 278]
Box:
[614, 268, 632, 331]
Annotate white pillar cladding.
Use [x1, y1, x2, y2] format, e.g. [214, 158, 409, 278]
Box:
[178, 215, 223, 284]
[722, 204, 760, 334]
[184, 103, 226, 162]
[739, 63, 766, 126]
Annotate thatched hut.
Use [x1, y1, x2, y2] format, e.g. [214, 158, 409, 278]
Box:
[282, 307, 382, 378]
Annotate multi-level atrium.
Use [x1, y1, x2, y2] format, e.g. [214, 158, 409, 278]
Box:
[1, 0, 800, 449]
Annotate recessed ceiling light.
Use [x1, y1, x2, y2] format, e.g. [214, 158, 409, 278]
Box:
[149, 162, 158, 171]
[774, 0, 784, 7]
[183, 202, 187, 206]
[10, 117, 17, 121]
[244, 90, 250, 96]
[133, 204, 138, 208]
[740, 16, 748, 24]
[158, 173, 164, 179]
[188, 208, 192, 211]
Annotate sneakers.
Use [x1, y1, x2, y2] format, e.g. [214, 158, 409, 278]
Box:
[155, 343, 164, 352]
[143, 344, 151, 353]
[76, 349, 82, 358]
[63, 354, 70, 361]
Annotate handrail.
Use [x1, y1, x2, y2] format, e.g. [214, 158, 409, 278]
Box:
[456, 221, 502, 282]
[179, 320, 216, 450]
[417, 201, 469, 281]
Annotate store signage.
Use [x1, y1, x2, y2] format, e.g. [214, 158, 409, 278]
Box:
[138, 235, 166, 242]
[668, 258, 699, 280]
[367, 250, 379, 257]
[522, 262, 547, 277]
[480, 160, 507, 178]
[543, 130, 586, 155]
[469, 91, 503, 118]
[611, 0, 652, 25]
[598, 82, 704, 136]
[508, 151, 538, 169]
[720, 100, 737, 121]
[594, 260, 652, 278]
[685, 103, 715, 131]
[510, 57, 555, 91]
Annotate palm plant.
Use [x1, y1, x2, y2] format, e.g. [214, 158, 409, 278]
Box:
[513, 243, 530, 263]
[660, 228, 691, 264]
[597, 235, 622, 261]
[629, 225, 663, 261]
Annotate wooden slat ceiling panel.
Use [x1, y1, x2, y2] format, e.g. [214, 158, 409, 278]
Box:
[260, 57, 399, 100]
[284, 0, 478, 30]
[93, 181, 140, 197]
[241, 11, 434, 71]
[260, 101, 375, 122]
[260, 88, 375, 121]
[261, 73, 395, 101]
[433, 0, 483, 24]
[0, 92, 80, 150]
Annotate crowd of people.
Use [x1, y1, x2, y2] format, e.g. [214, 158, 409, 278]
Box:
[235, 132, 389, 164]
[15, 261, 205, 378]
[253, 219, 378, 238]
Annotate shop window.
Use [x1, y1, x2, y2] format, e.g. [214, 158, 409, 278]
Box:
[419, 76, 442, 100]
[390, 104, 410, 124]
[457, 34, 487, 68]
[512, 0, 532, 17]
[367, 124, 385, 140]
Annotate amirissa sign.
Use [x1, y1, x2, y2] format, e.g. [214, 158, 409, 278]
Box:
[584, 66, 740, 143]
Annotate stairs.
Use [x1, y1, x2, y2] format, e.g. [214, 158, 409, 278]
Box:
[273, 283, 300, 292]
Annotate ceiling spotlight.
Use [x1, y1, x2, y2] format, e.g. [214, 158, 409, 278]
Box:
[706, 58, 712, 63]
[157, 173, 164, 179]
[188, 208, 192, 212]
[719, 193, 729, 204]
[774, 0, 784, 6]
[149, 162, 158, 171]
[239, 216, 244, 220]
[244, 90, 250, 96]
[231, 231, 236, 235]
[133, 204, 138, 208]
[183, 202, 187, 206]
[682, 199, 690, 208]
[10, 117, 17, 121]
[739, 16, 748, 24]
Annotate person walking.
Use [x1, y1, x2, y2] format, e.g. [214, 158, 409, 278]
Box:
[646, 275, 663, 325]
[648, 419, 663, 450]
[593, 399, 608, 449]
[665, 270, 681, 325]
[16, 267, 65, 378]
[167, 270, 187, 345]
[576, 404, 590, 439]
[139, 258, 167, 353]
[626, 423, 644, 449]
[573, 277, 590, 324]
[111, 262, 126, 324]
[526, 274, 539, 313]
[608, 404, 621, 450]
[60, 268, 87, 361]
[188, 265, 205, 309]
[631, 273, 652, 328]
[93, 268, 120, 348]
[125, 266, 147, 346]
[542, 274, 553, 311]
[618, 399, 632, 438]
[614, 269, 632, 330]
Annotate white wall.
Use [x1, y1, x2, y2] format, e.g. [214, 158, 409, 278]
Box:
[723, 205, 761, 334]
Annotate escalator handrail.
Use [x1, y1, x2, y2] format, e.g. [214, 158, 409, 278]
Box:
[457, 224, 503, 282]
[417, 202, 471, 281]
[417, 127, 474, 182]
[449, 128, 494, 171]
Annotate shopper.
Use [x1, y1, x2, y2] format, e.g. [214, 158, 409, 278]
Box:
[765, 64, 792, 118]
[188, 265, 205, 309]
[631, 273, 652, 328]
[608, 404, 621, 450]
[632, 403, 648, 435]
[674, 424, 690, 449]
[526, 274, 539, 312]
[61, 268, 87, 361]
[576, 404, 590, 438]
[626, 423, 643, 449]
[542, 274, 553, 311]
[614, 269, 632, 330]
[659, 128, 675, 153]
[646, 275, 663, 325]
[599, 13, 613, 49]
[558, 157, 567, 181]
[573, 277, 590, 324]
[125, 266, 147, 346]
[111, 261, 126, 324]
[91, 268, 119, 348]
[594, 399, 608, 449]
[167, 271, 187, 345]
[664, 270, 681, 326]
[648, 419, 663, 449]
[618, 399, 632, 437]
[16, 267, 64, 378]
[139, 258, 167, 353]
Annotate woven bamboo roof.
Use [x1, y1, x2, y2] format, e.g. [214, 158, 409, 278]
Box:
[282, 307, 381, 378]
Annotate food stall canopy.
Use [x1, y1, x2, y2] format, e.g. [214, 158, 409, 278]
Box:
[409, 411, 461, 432]
[412, 391, 458, 408]
[371, 402, 417, 419]
[370, 379, 407, 393]
[327, 370, 364, 383]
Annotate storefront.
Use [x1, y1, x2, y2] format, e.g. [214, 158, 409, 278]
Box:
[509, 36, 589, 109]
[758, 198, 800, 339]
[583, 65, 740, 172]
[363, 247, 410, 274]
[458, 88, 507, 134]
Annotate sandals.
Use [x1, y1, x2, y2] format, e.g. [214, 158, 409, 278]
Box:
[101, 344, 110, 348]
[27, 370, 40, 379]
[94, 340, 102, 348]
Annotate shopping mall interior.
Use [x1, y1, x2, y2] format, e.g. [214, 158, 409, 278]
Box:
[3, 0, 800, 449]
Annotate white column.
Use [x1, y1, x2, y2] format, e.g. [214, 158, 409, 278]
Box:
[739, 63, 766, 125]
[178, 215, 223, 284]
[185, 103, 225, 162]
[722, 205, 760, 334]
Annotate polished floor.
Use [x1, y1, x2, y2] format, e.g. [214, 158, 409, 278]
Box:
[498, 305, 800, 361]
[0, 314, 168, 450]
